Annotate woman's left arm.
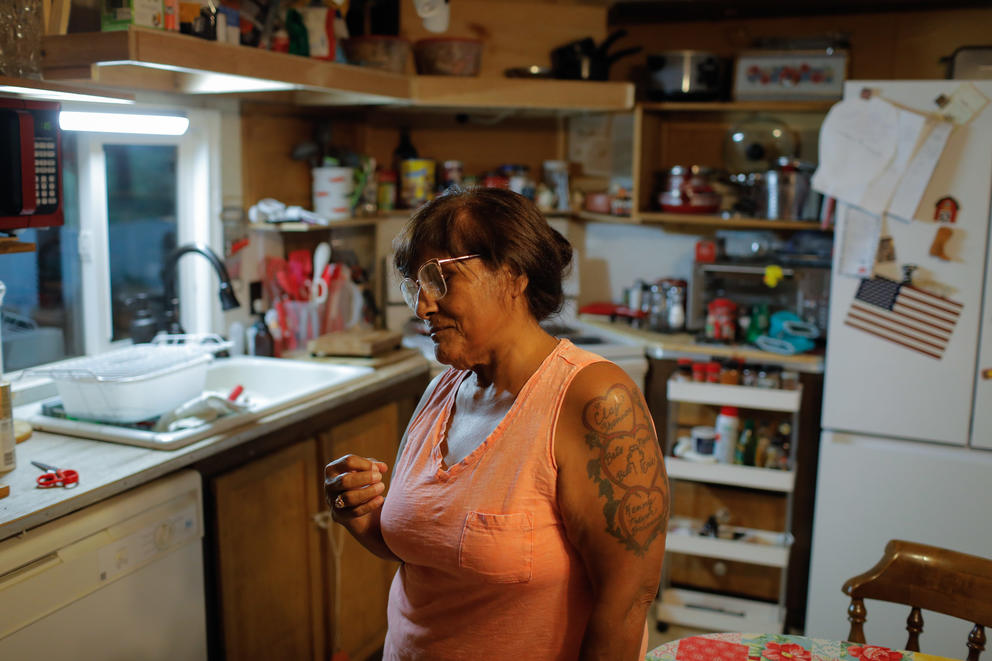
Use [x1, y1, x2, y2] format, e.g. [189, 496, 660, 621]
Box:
[556, 362, 669, 661]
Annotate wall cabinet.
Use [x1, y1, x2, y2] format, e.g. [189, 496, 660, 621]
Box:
[205, 384, 423, 661]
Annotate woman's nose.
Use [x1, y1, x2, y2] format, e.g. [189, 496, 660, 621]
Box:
[415, 288, 438, 319]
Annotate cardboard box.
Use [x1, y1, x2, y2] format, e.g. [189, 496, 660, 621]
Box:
[102, 0, 170, 31]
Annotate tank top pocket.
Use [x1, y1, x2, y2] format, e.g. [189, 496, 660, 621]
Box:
[457, 511, 533, 583]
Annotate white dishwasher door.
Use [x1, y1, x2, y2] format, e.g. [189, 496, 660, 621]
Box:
[0, 469, 207, 660]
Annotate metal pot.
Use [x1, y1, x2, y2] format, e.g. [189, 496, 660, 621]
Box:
[644, 51, 729, 101]
[758, 159, 821, 221]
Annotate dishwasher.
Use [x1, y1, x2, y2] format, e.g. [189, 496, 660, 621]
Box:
[0, 470, 207, 660]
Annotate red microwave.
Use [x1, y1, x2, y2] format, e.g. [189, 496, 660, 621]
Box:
[0, 98, 63, 231]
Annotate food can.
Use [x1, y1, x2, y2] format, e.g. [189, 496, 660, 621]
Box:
[377, 170, 397, 212]
[400, 159, 435, 208]
[0, 382, 15, 474]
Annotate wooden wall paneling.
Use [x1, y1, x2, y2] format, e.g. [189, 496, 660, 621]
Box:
[611, 8, 992, 85]
[361, 111, 562, 182]
[668, 554, 782, 602]
[399, 0, 608, 78]
[671, 481, 788, 532]
[241, 110, 317, 209]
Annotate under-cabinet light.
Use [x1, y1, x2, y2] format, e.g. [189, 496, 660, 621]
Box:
[0, 85, 134, 105]
[59, 111, 190, 135]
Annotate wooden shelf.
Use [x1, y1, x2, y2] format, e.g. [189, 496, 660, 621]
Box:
[249, 214, 409, 232]
[572, 210, 640, 224]
[639, 100, 836, 113]
[666, 457, 795, 492]
[667, 518, 792, 567]
[639, 212, 832, 231]
[40, 27, 634, 112]
[667, 380, 802, 412]
[656, 587, 784, 633]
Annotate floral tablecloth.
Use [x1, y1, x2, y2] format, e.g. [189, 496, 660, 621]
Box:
[646, 633, 957, 661]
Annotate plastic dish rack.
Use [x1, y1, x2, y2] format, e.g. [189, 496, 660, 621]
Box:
[28, 334, 231, 423]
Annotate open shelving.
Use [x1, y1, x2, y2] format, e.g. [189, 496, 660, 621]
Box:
[665, 457, 794, 492]
[40, 26, 634, 112]
[656, 588, 784, 633]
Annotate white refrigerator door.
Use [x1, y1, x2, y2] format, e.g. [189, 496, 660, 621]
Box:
[972, 203, 992, 448]
[822, 81, 992, 445]
[806, 431, 992, 658]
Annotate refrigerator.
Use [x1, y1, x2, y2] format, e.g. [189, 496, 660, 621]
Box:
[804, 80, 992, 658]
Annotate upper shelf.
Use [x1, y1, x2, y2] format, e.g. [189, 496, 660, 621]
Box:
[41, 27, 634, 112]
[0, 74, 134, 104]
[640, 100, 836, 113]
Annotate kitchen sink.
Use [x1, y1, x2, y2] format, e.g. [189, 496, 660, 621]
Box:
[24, 356, 374, 450]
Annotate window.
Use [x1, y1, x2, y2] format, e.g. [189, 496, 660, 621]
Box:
[0, 106, 222, 371]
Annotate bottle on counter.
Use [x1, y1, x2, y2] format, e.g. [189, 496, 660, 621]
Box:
[0, 382, 15, 474]
[246, 299, 274, 357]
[714, 406, 739, 464]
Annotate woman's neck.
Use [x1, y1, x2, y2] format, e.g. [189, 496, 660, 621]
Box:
[469, 320, 560, 395]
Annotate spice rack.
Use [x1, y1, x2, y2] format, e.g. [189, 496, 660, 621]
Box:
[658, 378, 802, 634]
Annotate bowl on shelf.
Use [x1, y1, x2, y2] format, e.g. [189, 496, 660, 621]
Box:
[341, 36, 411, 74]
[413, 37, 483, 76]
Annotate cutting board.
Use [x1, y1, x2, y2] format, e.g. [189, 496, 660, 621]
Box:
[307, 329, 403, 357]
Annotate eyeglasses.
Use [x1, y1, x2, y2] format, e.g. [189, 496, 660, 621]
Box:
[400, 254, 479, 311]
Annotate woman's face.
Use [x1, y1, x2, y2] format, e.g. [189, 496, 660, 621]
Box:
[412, 251, 517, 369]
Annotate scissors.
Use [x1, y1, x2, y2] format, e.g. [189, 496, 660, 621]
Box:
[31, 461, 80, 489]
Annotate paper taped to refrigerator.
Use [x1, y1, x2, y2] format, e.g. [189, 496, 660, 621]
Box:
[837, 205, 882, 278]
[812, 96, 898, 206]
[858, 108, 928, 217]
[887, 119, 954, 223]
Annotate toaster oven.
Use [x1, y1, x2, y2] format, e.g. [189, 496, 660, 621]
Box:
[688, 260, 831, 335]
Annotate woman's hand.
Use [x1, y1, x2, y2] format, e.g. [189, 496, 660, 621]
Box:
[325, 454, 389, 527]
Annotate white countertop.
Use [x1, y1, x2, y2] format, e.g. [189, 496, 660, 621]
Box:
[0, 356, 430, 542]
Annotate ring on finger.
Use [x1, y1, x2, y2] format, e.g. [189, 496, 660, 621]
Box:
[334, 494, 345, 509]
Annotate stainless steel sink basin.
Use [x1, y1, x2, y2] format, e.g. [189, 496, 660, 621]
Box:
[24, 356, 374, 450]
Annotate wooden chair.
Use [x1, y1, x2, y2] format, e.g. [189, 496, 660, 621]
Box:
[843, 539, 992, 661]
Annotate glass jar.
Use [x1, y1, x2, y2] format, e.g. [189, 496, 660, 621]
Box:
[719, 361, 741, 385]
[781, 370, 799, 390]
[675, 358, 693, 382]
[705, 361, 721, 383]
[741, 366, 757, 387]
[692, 362, 707, 382]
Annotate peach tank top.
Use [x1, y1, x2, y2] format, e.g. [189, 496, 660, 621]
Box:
[379, 340, 647, 660]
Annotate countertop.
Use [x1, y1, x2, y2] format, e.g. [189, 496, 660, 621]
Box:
[0, 354, 430, 542]
[577, 316, 825, 373]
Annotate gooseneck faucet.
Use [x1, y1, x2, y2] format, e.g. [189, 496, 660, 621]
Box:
[161, 243, 240, 334]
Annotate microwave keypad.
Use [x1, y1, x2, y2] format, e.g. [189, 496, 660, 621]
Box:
[34, 137, 58, 212]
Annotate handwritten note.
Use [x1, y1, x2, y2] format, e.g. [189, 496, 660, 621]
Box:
[837, 204, 883, 278]
[940, 82, 991, 125]
[859, 107, 928, 216]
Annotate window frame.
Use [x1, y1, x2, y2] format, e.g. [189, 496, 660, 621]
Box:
[71, 105, 223, 355]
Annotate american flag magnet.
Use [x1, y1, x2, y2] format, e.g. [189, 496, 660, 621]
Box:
[843, 271, 963, 360]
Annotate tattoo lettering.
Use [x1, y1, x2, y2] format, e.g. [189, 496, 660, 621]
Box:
[582, 384, 668, 556]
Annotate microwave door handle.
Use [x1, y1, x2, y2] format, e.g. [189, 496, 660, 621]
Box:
[16, 110, 36, 215]
[698, 264, 796, 277]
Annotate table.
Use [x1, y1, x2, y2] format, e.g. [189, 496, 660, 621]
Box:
[646, 632, 958, 661]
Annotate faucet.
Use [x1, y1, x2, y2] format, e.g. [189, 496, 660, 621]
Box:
[161, 243, 240, 335]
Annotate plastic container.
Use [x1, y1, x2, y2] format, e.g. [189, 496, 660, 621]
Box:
[341, 36, 411, 73]
[714, 406, 739, 464]
[413, 37, 482, 76]
[312, 166, 355, 220]
[30, 340, 226, 423]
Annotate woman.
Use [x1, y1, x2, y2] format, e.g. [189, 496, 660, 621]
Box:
[324, 187, 668, 660]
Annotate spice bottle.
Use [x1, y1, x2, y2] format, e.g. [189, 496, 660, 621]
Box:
[734, 420, 754, 465]
[705, 361, 721, 383]
[714, 406, 739, 464]
[675, 358, 693, 382]
[0, 382, 15, 474]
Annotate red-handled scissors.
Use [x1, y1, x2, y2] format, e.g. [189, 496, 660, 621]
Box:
[31, 461, 80, 489]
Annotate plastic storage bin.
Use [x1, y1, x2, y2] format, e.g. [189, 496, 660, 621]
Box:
[30, 344, 217, 423]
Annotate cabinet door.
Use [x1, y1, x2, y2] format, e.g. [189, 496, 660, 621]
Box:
[212, 439, 325, 661]
[318, 403, 400, 661]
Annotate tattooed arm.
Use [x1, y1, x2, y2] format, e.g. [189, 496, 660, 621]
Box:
[555, 362, 669, 661]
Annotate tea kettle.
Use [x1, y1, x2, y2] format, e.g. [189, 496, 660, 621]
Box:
[550, 29, 642, 81]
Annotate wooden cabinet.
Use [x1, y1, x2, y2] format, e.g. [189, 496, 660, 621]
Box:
[317, 403, 400, 661]
[208, 397, 414, 661]
[212, 438, 327, 661]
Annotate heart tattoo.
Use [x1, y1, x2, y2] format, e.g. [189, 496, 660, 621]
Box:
[583, 384, 668, 555]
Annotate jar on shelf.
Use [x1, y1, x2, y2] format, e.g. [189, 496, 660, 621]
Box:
[781, 370, 800, 390]
[705, 361, 721, 383]
[657, 165, 721, 214]
[675, 357, 693, 382]
[741, 365, 757, 387]
[719, 359, 741, 385]
[691, 361, 707, 382]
